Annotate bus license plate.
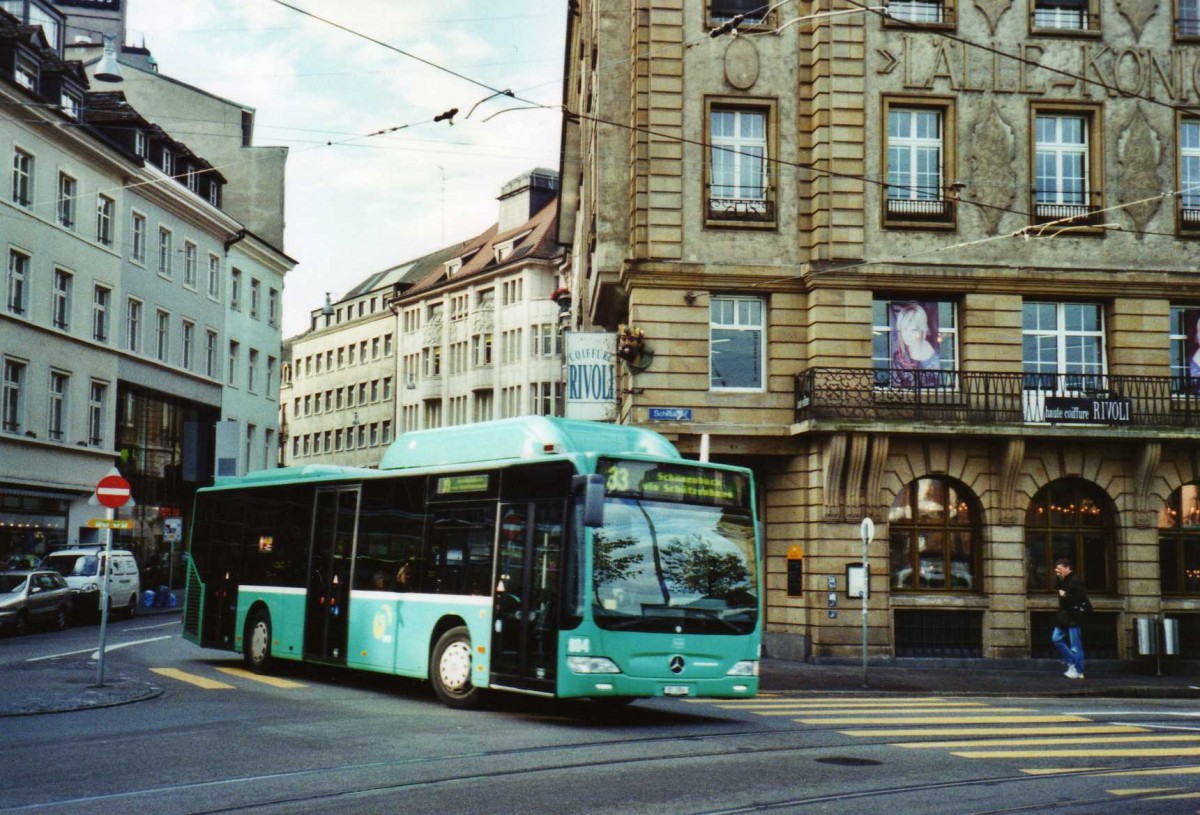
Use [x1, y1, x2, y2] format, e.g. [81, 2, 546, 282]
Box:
[663, 685, 690, 696]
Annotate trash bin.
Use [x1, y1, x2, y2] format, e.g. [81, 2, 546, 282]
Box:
[1162, 617, 1180, 656]
[1135, 617, 1158, 655]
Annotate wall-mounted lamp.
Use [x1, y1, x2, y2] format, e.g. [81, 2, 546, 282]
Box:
[405, 374, 416, 390]
[351, 411, 360, 427]
[321, 292, 334, 318]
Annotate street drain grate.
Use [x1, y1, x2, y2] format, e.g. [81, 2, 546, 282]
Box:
[815, 757, 882, 767]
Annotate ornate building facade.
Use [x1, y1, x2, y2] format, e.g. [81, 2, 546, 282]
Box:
[559, 0, 1200, 661]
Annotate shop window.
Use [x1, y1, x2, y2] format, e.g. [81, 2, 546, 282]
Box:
[1025, 478, 1115, 593]
[1159, 483, 1200, 594]
[889, 476, 981, 592]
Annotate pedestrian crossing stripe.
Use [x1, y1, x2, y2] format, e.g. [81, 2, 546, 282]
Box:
[955, 747, 1200, 759]
[214, 666, 306, 688]
[1108, 788, 1188, 796]
[797, 714, 1091, 725]
[1095, 766, 1200, 778]
[752, 705, 1013, 716]
[722, 702, 996, 713]
[895, 735, 1200, 749]
[1140, 792, 1200, 800]
[151, 667, 235, 690]
[848, 726, 1146, 738]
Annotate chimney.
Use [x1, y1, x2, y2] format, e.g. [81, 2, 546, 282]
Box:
[497, 168, 559, 233]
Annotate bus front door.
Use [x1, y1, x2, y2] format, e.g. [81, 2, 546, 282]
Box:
[490, 501, 564, 694]
[304, 487, 359, 664]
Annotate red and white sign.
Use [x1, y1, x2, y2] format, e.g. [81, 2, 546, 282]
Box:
[95, 473, 132, 509]
[501, 510, 524, 541]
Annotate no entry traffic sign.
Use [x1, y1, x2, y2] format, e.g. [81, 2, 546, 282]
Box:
[95, 473, 132, 509]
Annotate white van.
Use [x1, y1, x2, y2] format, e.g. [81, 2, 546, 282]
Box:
[43, 546, 141, 618]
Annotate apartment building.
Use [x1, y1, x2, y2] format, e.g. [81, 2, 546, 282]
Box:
[559, 0, 1200, 661]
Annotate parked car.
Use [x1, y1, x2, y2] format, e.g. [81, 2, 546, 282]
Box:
[0, 569, 73, 634]
[42, 547, 140, 619]
[4, 554, 41, 570]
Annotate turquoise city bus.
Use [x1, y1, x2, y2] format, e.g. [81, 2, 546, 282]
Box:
[182, 417, 761, 707]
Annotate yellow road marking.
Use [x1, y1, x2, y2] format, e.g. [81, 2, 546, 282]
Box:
[896, 735, 1200, 749]
[1145, 792, 1200, 800]
[1108, 788, 1186, 796]
[955, 747, 1200, 759]
[850, 726, 1146, 739]
[716, 698, 961, 708]
[737, 702, 993, 713]
[214, 666, 307, 688]
[759, 706, 1015, 717]
[1098, 766, 1200, 778]
[799, 714, 1089, 726]
[1021, 767, 1110, 775]
[151, 667, 235, 690]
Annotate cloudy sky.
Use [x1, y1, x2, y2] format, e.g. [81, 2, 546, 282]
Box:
[123, 0, 567, 337]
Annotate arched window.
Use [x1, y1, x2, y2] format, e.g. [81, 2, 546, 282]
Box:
[1158, 482, 1200, 595]
[889, 477, 982, 592]
[1025, 478, 1115, 593]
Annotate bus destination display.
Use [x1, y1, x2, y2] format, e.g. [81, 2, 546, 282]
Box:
[599, 458, 748, 508]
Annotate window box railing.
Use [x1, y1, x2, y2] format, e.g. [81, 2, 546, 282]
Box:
[1030, 6, 1099, 32]
[1031, 190, 1104, 228]
[885, 197, 956, 224]
[795, 368, 1200, 428]
[707, 189, 776, 224]
[1181, 206, 1200, 232]
[885, 1, 956, 25]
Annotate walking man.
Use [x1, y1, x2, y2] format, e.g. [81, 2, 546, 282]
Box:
[1052, 558, 1089, 679]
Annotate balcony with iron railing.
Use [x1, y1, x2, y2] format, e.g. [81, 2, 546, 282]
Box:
[885, 196, 956, 226]
[885, 0, 956, 26]
[706, 186, 776, 225]
[794, 368, 1200, 430]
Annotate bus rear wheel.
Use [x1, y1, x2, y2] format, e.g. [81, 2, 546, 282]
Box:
[244, 610, 274, 674]
[431, 626, 482, 709]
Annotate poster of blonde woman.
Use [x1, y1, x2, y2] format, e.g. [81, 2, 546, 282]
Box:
[890, 302, 942, 388]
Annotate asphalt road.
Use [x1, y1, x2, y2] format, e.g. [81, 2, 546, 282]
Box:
[1, 619, 1198, 814]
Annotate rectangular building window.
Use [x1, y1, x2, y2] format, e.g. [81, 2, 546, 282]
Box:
[228, 340, 240, 386]
[531, 323, 562, 357]
[182, 320, 195, 370]
[207, 254, 221, 298]
[710, 295, 765, 390]
[886, 0, 953, 23]
[126, 299, 142, 353]
[248, 348, 259, 392]
[872, 300, 958, 387]
[96, 194, 114, 246]
[88, 381, 106, 446]
[1181, 120, 1200, 232]
[1171, 306, 1200, 392]
[230, 268, 242, 310]
[1180, 0, 1200, 36]
[710, 0, 772, 24]
[1033, 109, 1101, 227]
[92, 285, 110, 342]
[206, 330, 219, 378]
[706, 99, 775, 226]
[885, 100, 955, 226]
[268, 288, 279, 326]
[1022, 301, 1105, 389]
[11, 148, 32, 207]
[48, 371, 67, 441]
[52, 268, 71, 330]
[2, 359, 25, 433]
[7, 250, 28, 316]
[57, 172, 76, 229]
[250, 278, 261, 319]
[131, 212, 146, 263]
[1031, 0, 1096, 31]
[155, 309, 170, 362]
[158, 227, 173, 277]
[183, 241, 197, 288]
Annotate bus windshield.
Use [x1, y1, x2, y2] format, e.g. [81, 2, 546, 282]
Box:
[591, 459, 757, 635]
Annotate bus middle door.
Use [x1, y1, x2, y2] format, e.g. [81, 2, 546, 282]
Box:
[304, 486, 359, 664]
[491, 501, 564, 694]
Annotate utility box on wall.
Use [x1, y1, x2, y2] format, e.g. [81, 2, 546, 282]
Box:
[786, 544, 803, 597]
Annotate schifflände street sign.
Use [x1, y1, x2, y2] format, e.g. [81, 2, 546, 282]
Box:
[87, 518, 134, 530]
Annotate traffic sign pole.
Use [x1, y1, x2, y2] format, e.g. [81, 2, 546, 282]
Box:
[92, 470, 132, 688]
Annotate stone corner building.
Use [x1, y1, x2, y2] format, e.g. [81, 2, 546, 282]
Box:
[559, 0, 1200, 662]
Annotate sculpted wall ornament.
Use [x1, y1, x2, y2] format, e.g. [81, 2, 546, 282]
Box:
[723, 36, 759, 90]
[966, 100, 1017, 236]
[973, 0, 1012, 36]
[1116, 105, 1166, 235]
[1115, 0, 1158, 40]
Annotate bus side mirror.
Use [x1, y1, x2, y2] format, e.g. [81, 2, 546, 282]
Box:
[574, 474, 606, 528]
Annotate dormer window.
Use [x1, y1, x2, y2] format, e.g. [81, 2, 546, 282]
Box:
[208, 181, 219, 207]
[161, 148, 174, 176]
[445, 259, 463, 276]
[60, 92, 80, 119]
[15, 55, 37, 91]
[134, 131, 147, 158]
[495, 242, 513, 263]
[186, 167, 198, 192]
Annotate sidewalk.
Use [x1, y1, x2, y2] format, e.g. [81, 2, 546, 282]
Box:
[3, 630, 1196, 716]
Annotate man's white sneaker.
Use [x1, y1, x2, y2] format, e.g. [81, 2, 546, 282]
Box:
[1064, 666, 1080, 679]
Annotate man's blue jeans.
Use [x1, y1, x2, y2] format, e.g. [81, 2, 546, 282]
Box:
[1052, 625, 1084, 674]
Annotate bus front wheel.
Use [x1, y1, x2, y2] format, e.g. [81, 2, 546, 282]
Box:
[431, 626, 482, 709]
[244, 610, 274, 674]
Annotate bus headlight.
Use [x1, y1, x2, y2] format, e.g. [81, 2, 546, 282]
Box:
[567, 656, 621, 674]
[726, 660, 759, 677]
